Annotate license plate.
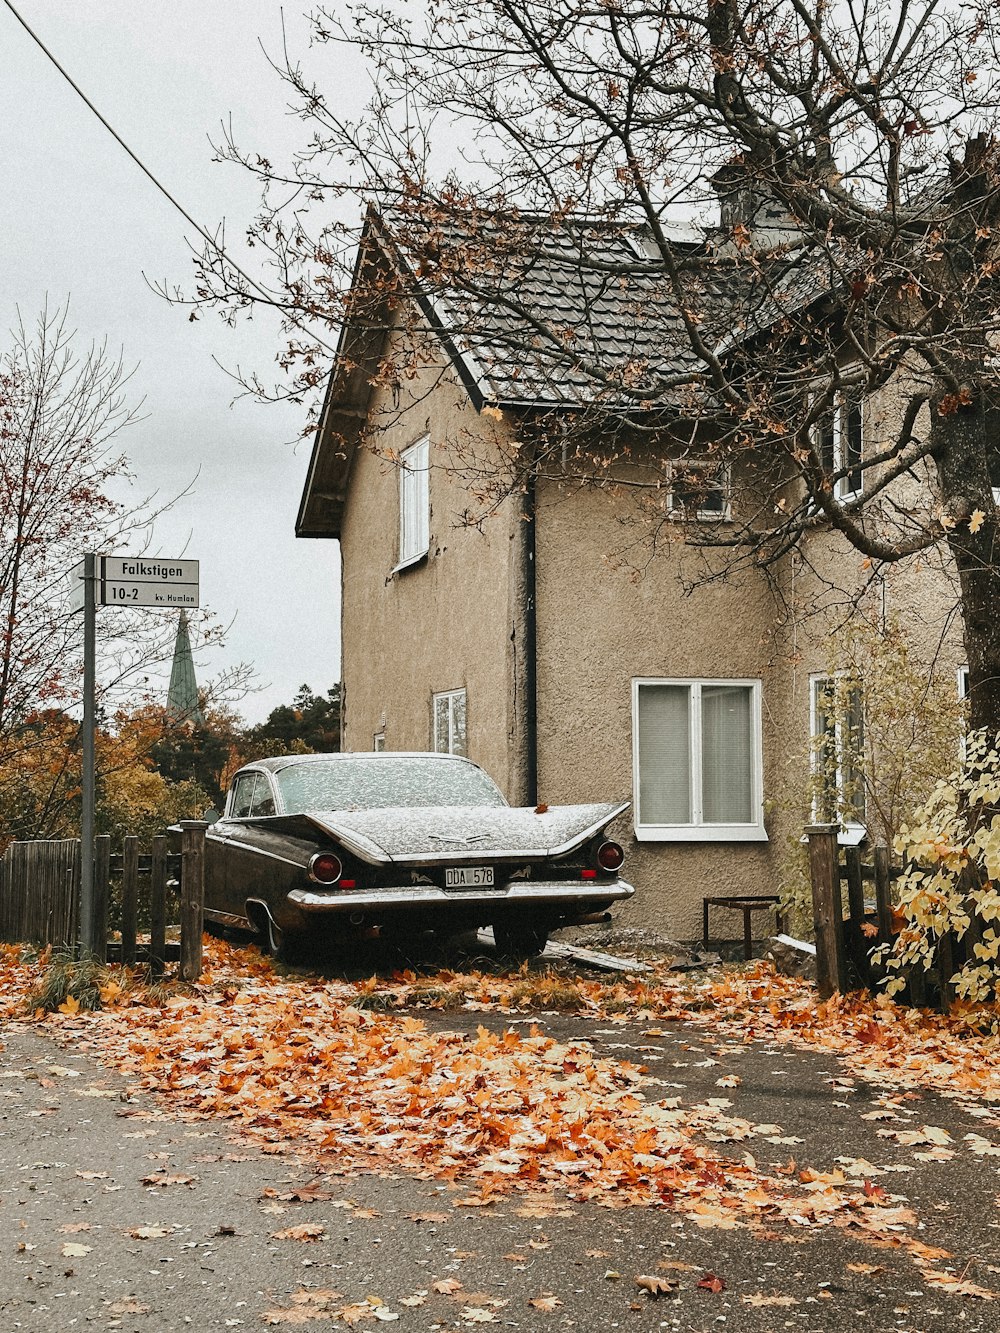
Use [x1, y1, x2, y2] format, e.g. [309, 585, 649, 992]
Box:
[444, 866, 494, 888]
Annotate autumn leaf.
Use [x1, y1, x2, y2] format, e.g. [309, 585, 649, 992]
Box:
[108, 1299, 151, 1315]
[697, 1273, 725, 1293]
[271, 1223, 326, 1241]
[58, 994, 80, 1015]
[433, 1277, 463, 1295]
[128, 1225, 172, 1239]
[743, 1293, 799, 1307]
[528, 1294, 563, 1311]
[635, 1274, 677, 1296]
[141, 1172, 195, 1188]
[60, 1242, 91, 1257]
[970, 509, 986, 534]
[460, 1309, 497, 1323]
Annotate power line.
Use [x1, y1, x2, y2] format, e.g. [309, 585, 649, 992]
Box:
[2, 0, 339, 356]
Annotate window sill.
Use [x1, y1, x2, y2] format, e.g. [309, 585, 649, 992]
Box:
[391, 549, 428, 576]
[635, 824, 768, 843]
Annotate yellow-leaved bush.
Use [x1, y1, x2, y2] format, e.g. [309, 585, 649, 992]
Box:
[879, 731, 1000, 1004]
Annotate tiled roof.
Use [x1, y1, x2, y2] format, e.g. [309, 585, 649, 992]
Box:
[376, 210, 827, 411]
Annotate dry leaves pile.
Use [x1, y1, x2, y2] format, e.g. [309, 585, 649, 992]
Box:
[4, 938, 1000, 1297]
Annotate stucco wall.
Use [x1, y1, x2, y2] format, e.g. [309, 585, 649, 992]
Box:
[531, 451, 966, 942]
[338, 341, 524, 797]
[336, 358, 966, 944]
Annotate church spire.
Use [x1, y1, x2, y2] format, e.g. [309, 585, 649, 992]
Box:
[166, 611, 203, 725]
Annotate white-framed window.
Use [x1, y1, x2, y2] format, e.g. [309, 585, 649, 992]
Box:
[396, 435, 430, 570]
[433, 688, 467, 756]
[958, 665, 970, 700]
[632, 678, 766, 841]
[813, 393, 864, 501]
[668, 458, 731, 521]
[810, 674, 865, 831]
[373, 731, 386, 752]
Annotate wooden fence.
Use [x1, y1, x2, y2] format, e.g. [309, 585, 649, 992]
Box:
[806, 822, 964, 1011]
[0, 822, 207, 980]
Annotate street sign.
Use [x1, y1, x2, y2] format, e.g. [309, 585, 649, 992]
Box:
[69, 556, 200, 612]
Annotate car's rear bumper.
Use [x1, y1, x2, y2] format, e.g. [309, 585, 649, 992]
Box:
[286, 879, 635, 913]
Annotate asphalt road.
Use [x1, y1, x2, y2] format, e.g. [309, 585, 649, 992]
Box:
[2, 996, 1000, 1331]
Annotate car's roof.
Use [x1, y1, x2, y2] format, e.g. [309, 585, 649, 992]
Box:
[245, 752, 481, 775]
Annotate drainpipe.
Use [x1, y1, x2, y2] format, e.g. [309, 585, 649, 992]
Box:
[523, 473, 538, 806]
[511, 469, 538, 807]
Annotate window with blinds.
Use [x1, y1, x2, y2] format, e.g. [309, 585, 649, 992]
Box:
[632, 679, 765, 840]
[397, 435, 430, 569]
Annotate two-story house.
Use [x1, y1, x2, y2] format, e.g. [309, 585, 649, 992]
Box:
[295, 202, 965, 941]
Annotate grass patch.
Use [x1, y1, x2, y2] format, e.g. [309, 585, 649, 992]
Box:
[25, 952, 183, 1015]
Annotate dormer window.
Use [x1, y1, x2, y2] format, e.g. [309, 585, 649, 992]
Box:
[396, 435, 429, 571]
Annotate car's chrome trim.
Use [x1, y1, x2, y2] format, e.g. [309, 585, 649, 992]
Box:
[204, 907, 254, 930]
[207, 836, 306, 871]
[287, 880, 635, 912]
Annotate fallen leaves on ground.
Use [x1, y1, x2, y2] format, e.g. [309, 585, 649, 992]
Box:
[271, 1222, 326, 1241]
[5, 937, 1000, 1301]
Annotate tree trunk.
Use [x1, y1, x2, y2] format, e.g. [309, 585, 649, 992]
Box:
[935, 402, 1000, 734]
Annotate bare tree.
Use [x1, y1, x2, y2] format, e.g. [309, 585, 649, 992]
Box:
[189, 1, 1000, 728]
[0, 306, 255, 833]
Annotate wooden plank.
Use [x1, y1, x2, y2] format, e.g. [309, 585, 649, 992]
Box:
[937, 932, 954, 1014]
[873, 846, 894, 947]
[478, 930, 651, 974]
[805, 824, 846, 1000]
[149, 835, 167, 978]
[178, 821, 208, 982]
[92, 835, 111, 960]
[843, 846, 869, 985]
[121, 836, 139, 967]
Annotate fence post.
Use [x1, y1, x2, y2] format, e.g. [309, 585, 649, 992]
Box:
[121, 836, 139, 967]
[873, 846, 894, 946]
[178, 821, 208, 982]
[843, 845, 869, 984]
[806, 824, 847, 1000]
[149, 835, 167, 978]
[91, 835, 111, 961]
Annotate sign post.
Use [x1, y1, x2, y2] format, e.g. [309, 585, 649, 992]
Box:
[79, 554, 97, 956]
[71, 554, 200, 956]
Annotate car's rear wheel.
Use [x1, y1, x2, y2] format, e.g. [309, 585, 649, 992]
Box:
[247, 902, 301, 966]
[493, 920, 549, 961]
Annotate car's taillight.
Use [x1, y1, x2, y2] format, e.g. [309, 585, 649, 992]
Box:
[596, 840, 625, 873]
[308, 852, 343, 885]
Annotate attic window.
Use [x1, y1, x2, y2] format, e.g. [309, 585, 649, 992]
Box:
[396, 435, 430, 571]
[668, 459, 730, 521]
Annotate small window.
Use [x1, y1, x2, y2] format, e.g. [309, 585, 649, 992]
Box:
[812, 393, 864, 501]
[632, 679, 765, 840]
[433, 689, 467, 756]
[397, 436, 430, 570]
[810, 675, 865, 827]
[958, 665, 970, 700]
[373, 731, 386, 752]
[669, 459, 730, 521]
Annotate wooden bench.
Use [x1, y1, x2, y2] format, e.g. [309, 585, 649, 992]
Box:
[702, 895, 784, 960]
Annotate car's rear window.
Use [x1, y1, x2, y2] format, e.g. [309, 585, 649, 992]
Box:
[274, 757, 508, 812]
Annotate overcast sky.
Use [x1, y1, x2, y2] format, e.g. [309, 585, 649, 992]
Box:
[0, 2, 362, 723]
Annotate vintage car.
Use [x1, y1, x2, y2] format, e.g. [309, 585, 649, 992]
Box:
[203, 751, 634, 960]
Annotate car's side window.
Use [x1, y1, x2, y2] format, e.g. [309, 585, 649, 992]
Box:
[230, 774, 258, 819]
[250, 776, 276, 817]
